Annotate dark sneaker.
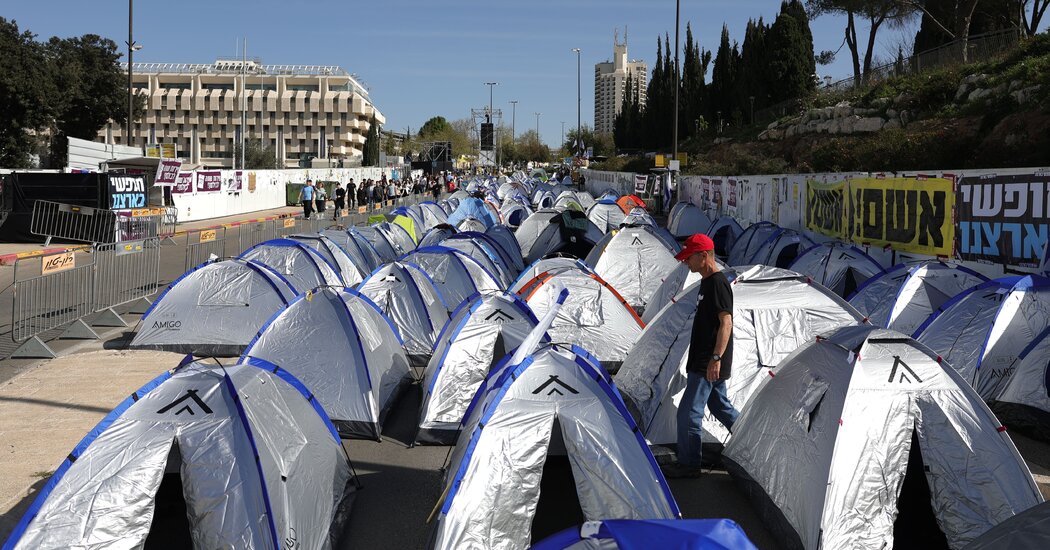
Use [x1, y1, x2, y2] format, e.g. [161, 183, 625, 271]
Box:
[661, 462, 702, 479]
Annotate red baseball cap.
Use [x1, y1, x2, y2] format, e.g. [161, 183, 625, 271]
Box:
[675, 233, 715, 261]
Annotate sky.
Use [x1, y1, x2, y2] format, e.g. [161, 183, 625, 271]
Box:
[5, 1, 939, 146]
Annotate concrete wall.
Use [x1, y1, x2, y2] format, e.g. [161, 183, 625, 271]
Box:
[582, 167, 1050, 280]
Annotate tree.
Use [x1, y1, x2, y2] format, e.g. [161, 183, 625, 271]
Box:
[808, 0, 916, 85]
[1022, 0, 1049, 36]
[740, 18, 770, 110]
[45, 34, 130, 167]
[362, 114, 379, 166]
[513, 130, 551, 163]
[563, 125, 613, 158]
[233, 138, 278, 169]
[709, 25, 741, 127]
[0, 18, 55, 168]
[418, 115, 451, 138]
[766, 1, 817, 103]
[681, 23, 711, 140]
[911, 0, 1023, 54]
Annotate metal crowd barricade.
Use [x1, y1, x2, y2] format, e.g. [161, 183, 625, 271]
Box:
[92, 237, 162, 325]
[30, 200, 117, 246]
[114, 208, 166, 242]
[159, 206, 179, 244]
[275, 217, 301, 239]
[184, 226, 228, 271]
[10, 251, 98, 358]
[237, 219, 277, 254]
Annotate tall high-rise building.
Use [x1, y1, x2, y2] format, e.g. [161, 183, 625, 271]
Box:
[101, 59, 384, 168]
[594, 29, 648, 135]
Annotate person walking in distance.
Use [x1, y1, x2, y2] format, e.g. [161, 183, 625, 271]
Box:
[347, 179, 357, 210]
[333, 182, 346, 221]
[664, 233, 739, 478]
[298, 180, 315, 220]
[314, 182, 327, 219]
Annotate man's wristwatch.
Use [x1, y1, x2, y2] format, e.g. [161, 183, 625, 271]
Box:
[711, 354, 721, 362]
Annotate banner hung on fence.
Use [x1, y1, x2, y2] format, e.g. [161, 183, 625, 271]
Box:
[154, 160, 181, 186]
[846, 176, 954, 257]
[956, 171, 1050, 268]
[634, 174, 647, 194]
[727, 179, 738, 215]
[805, 179, 847, 238]
[229, 170, 243, 193]
[196, 171, 222, 193]
[172, 172, 193, 194]
[108, 174, 147, 209]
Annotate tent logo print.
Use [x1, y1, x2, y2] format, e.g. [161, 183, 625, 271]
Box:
[887, 356, 923, 384]
[157, 389, 214, 416]
[484, 309, 515, 324]
[630, 235, 643, 246]
[532, 375, 580, 396]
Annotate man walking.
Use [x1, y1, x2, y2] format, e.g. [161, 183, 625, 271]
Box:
[664, 233, 738, 478]
[333, 182, 346, 221]
[314, 182, 327, 219]
[298, 180, 315, 220]
[347, 179, 357, 210]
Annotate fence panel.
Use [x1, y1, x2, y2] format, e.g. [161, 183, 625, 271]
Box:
[93, 237, 162, 312]
[11, 253, 96, 343]
[30, 200, 118, 245]
[160, 206, 179, 239]
[184, 227, 228, 271]
[237, 220, 276, 253]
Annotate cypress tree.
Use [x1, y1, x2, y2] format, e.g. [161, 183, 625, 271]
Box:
[362, 114, 380, 166]
[710, 24, 738, 128]
[766, 0, 816, 104]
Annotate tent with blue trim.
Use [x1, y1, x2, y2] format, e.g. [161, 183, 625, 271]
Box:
[442, 232, 518, 285]
[447, 197, 500, 229]
[352, 224, 406, 262]
[849, 260, 989, 337]
[485, 224, 526, 272]
[419, 224, 458, 249]
[322, 228, 384, 272]
[667, 202, 713, 238]
[642, 261, 733, 325]
[242, 287, 412, 440]
[3, 358, 356, 550]
[917, 274, 1050, 401]
[727, 222, 781, 266]
[511, 257, 595, 294]
[745, 228, 815, 269]
[417, 291, 541, 445]
[238, 238, 343, 289]
[430, 343, 680, 550]
[516, 210, 605, 264]
[706, 216, 744, 259]
[788, 241, 884, 298]
[400, 247, 504, 310]
[501, 200, 533, 228]
[131, 258, 299, 356]
[531, 519, 758, 550]
[289, 233, 370, 287]
[584, 225, 682, 314]
[995, 324, 1050, 440]
[358, 261, 451, 366]
[410, 201, 451, 231]
[587, 199, 627, 234]
[723, 325, 1042, 550]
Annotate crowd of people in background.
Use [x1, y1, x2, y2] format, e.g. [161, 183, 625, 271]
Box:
[296, 172, 461, 220]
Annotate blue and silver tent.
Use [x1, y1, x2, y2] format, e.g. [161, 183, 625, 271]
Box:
[358, 261, 451, 365]
[400, 247, 504, 310]
[3, 358, 355, 550]
[667, 202, 713, 238]
[242, 287, 413, 440]
[789, 241, 884, 298]
[447, 197, 500, 228]
[238, 238, 343, 289]
[131, 258, 299, 356]
[430, 344, 680, 550]
[532, 519, 758, 550]
[417, 291, 541, 445]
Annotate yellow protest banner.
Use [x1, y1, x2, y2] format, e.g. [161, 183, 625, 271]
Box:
[805, 180, 847, 239]
[42, 251, 75, 275]
[199, 230, 217, 243]
[845, 176, 954, 257]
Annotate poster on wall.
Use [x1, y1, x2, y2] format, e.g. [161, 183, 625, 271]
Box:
[846, 176, 955, 257]
[727, 178, 738, 215]
[172, 172, 194, 194]
[805, 179, 847, 239]
[956, 171, 1050, 268]
[154, 160, 181, 186]
[108, 174, 147, 209]
[228, 171, 243, 193]
[711, 178, 723, 215]
[197, 171, 222, 193]
[634, 174, 647, 194]
[701, 178, 711, 210]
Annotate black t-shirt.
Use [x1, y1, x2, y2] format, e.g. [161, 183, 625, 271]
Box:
[686, 270, 734, 377]
[335, 188, 346, 200]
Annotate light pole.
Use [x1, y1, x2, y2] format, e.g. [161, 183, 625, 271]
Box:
[534, 112, 541, 139]
[672, 0, 680, 163]
[485, 82, 498, 123]
[125, 0, 141, 146]
[509, 100, 518, 140]
[572, 48, 581, 157]
[561, 122, 566, 152]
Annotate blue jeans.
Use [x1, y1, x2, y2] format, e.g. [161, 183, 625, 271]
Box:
[676, 372, 739, 467]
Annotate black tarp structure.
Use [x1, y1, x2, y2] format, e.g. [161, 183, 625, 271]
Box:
[0, 172, 112, 243]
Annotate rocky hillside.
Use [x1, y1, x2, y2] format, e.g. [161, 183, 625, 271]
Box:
[658, 33, 1050, 175]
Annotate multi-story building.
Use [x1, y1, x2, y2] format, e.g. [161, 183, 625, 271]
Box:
[100, 59, 385, 168]
[594, 30, 648, 135]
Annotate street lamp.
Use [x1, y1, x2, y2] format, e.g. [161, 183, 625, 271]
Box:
[125, 0, 141, 147]
[572, 48, 581, 157]
[561, 122, 566, 151]
[485, 82, 498, 123]
[534, 112, 541, 139]
[509, 100, 518, 139]
[672, 0, 681, 163]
